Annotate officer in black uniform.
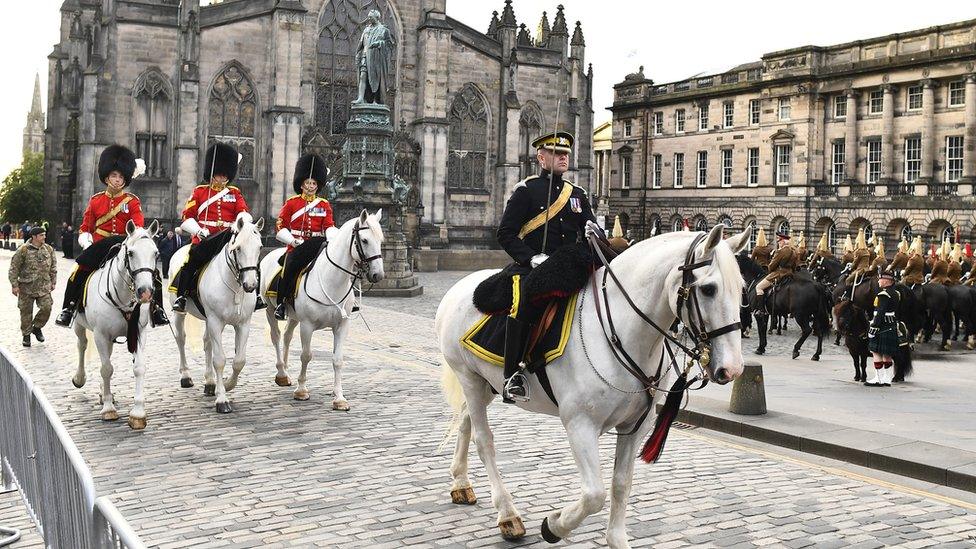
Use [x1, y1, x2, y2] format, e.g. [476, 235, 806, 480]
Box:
[866, 270, 900, 387]
[496, 130, 598, 402]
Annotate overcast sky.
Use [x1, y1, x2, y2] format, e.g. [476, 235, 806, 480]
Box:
[1, 1, 973, 180]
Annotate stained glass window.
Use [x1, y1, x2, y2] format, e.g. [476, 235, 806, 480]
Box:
[448, 85, 489, 189]
[208, 63, 256, 182]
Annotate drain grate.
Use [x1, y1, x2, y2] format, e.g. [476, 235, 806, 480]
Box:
[672, 422, 697, 430]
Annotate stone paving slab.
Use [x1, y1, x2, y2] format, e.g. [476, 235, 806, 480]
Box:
[0, 253, 975, 547]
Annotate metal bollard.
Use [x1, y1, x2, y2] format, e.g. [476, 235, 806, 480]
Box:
[729, 361, 766, 415]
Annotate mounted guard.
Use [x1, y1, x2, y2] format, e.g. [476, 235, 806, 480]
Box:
[171, 142, 266, 313]
[754, 229, 793, 297]
[794, 231, 808, 268]
[55, 144, 169, 327]
[487, 130, 599, 403]
[929, 240, 950, 285]
[272, 153, 336, 321]
[750, 227, 772, 270]
[845, 228, 872, 285]
[901, 236, 925, 286]
[946, 242, 963, 285]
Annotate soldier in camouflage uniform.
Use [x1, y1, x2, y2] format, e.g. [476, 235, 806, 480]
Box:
[8, 227, 58, 347]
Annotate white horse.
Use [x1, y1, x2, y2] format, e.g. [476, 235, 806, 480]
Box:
[168, 212, 264, 414]
[437, 226, 749, 548]
[70, 220, 161, 430]
[259, 209, 385, 410]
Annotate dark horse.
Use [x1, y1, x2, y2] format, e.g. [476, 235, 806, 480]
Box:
[735, 252, 766, 339]
[834, 298, 914, 383]
[741, 256, 831, 360]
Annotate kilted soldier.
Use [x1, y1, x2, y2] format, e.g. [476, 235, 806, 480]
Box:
[9, 227, 57, 347]
[273, 153, 335, 320]
[172, 142, 266, 312]
[495, 131, 600, 402]
[866, 271, 900, 387]
[55, 144, 169, 327]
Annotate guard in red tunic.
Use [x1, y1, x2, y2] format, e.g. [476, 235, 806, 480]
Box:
[272, 153, 335, 320]
[172, 142, 266, 312]
[55, 144, 169, 327]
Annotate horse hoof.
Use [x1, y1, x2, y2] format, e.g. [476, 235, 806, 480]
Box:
[450, 486, 477, 505]
[215, 401, 233, 414]
[332, 400, 350, 411]
[204, 384, 216, 396]
[893, 376, 904, 383]
[71, 377, 84, 389]
[967, 343, 975, 351]
[942, 343, 952, 352]
[274, 375, 292, 387]
[499, 517, 525, 541]
[811, 355, 820, 361]
[791, 350, 800, 359]
[101, 410, 119, 421]
[128, 416, 147, 430]
[180, 378, 194, 389]
[294, 389, 310, 401]
[540, 517, 560, 544]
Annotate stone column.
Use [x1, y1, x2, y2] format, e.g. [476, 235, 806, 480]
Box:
[961, 74, 976, 195]
[917, 79, 935, 196]
[840, 89, 858, 197]
[877, 83, 895, 196]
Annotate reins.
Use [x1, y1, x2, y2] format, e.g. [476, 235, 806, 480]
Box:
[303, 220, 381, 310]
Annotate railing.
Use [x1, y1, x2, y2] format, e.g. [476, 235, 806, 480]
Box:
[813, 183, 837, 197]
[929, 182, 958, 197]
[0, 348, 145, 549]
[888, 182, 915, 196]
[851, 184, 874, 197]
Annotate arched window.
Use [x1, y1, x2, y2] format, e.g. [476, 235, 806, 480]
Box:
[777, 219, 791, 236]
[900, 224, 913, 243]
[826, 223, 837, 252]
[208, 63, 256, 182]
[717, 214, 733, 236]
[448, 85, 489, 190]
[672, 217, 683, 233]
[860, 223, 874, 242]
[746, 220, 758, 251]
[316, 0, 398, 135]
[519, 104, 543, 180]
[133, 69, 171, 178]
[942, 225, 955, 244]
[649, 215, 662, 236]
[694, 217, 708, 232]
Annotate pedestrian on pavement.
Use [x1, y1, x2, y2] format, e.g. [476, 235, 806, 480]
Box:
[8, 227, 58, 347]
[158, 229, 180, 278]
[1, 221, 11, 245]
[866, 270, 900, 387]
[21, 221, 31, 244]
[61, 224, 76, 259]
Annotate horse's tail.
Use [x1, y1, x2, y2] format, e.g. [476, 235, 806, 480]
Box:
[815, 285, 832, 335]
[895, 345, 914, 380]
[437, 361, 468, 452]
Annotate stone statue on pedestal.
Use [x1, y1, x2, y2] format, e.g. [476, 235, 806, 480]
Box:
[354, 9, 396, 106]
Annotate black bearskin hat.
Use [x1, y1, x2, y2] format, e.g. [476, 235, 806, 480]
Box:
[98, 144, 137, 187]
[203, 142, 239, 183]
[293, 153, 329, 194]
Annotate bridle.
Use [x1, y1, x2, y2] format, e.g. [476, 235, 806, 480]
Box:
[325, 219, 382, 278]
[584, 232, 741, 433]
[224, 229, 260, 287]
[102, 235, 158, 313]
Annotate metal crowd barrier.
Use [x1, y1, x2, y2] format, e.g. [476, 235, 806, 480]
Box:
[0, 347, 146, 549]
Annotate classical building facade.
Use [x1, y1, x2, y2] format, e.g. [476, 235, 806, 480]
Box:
[44, 0, 593, 248]
[23, 74, 45, 156]
[608, 18, 976, 251]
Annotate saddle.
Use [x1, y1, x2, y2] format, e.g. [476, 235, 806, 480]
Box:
[264, 266, 285, 300]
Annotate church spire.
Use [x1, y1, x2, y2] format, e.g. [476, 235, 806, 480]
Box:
[486, 10, 499, 39]
[536, 11, 550, 47]
[571, 21, 585, 47]
[551, 4, 568, 35]
[499, 0, 517, 28]
[29, 73, 44, 124]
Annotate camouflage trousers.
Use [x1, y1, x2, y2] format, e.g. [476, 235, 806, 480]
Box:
[19, 293, 52, 336]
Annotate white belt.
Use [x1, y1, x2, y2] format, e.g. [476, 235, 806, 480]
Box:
[292, 229, 324, 237]
[199, 220, 227, 228]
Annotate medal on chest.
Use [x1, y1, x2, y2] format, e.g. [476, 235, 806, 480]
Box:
[570, 197, 582, 213]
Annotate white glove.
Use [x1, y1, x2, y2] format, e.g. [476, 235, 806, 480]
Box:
[530, 253, 549, 268]
[585, 220, 601, 239]
[197, 228, 210, 239]
[275, 228, 296, 246]
[78, 231, 93, 250]
[180, 218, 207, 238]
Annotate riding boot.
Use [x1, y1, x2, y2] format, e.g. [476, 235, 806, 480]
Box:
[150, 277, 170, 326]
[274, 301, 288, 321]
[55, 272, 83, 327]
[254, 294, 267, 311]
[171, 268, 188, 312]
[502, 317, 530, 403]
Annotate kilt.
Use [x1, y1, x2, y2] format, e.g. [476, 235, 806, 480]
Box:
[869, 325, 899, 356]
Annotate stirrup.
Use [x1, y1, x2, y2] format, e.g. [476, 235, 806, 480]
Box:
[55, 307, 75, 327]
[172, 296, 187, 312]
[255, 295, 267, 311]
[151, 306, 170, 326]
[274, 303, 288, 321]
[503, 372, 529, 402]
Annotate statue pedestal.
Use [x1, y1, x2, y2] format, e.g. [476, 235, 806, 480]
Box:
[334, 103, 422, 297]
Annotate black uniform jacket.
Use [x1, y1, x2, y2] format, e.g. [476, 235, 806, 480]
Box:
[871, 287, 901, 328]
[496, 171, 597, 267]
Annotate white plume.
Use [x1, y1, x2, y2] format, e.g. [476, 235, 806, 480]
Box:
[133, 158, 147, 179]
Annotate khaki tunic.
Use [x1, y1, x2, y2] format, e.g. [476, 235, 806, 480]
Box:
[946, 261, 962, 285]
[902, 254, 925, 285]
[765, 246, 796, 283]
[888, 251, 908, 273]
[930, 259, 950, 285]
[751, 245, 772, 269]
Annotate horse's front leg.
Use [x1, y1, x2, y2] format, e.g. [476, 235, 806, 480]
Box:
[293, 322, 314, 401]
[208, 319, 232, 413]
[128, 315, 149, 430]
[174, 313, 193, 388]
[544, 420, 605, 543]
[224, 322, 250, 392]
[606, 430, 640, 549]
[71, 322, 88, 388]
[279, 318, 299, 385]
[331, 319, 350, 411]
[755, 314, 768, 354]
[793, 316, 812, 360]
[266, 308, 290, 386]
[95, 332, 118, 421]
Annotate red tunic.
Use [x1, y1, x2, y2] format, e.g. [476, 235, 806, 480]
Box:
[181, 184, 250, 244]
[80, 191, 145, 242]
[275, 194, 335, 252]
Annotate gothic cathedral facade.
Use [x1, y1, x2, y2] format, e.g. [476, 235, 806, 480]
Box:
[43, 0, 594, 248]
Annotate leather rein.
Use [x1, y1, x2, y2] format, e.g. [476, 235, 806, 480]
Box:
[302, 220, 381, 308]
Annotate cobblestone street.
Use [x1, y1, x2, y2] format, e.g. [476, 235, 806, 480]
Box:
[1, 254, 975, 547]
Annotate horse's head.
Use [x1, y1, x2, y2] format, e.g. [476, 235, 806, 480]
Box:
[124, 219, 160, 303]
[669, 225, 750, 385]
[354, 209, 385, 284]
[228, 212, 265, 292]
